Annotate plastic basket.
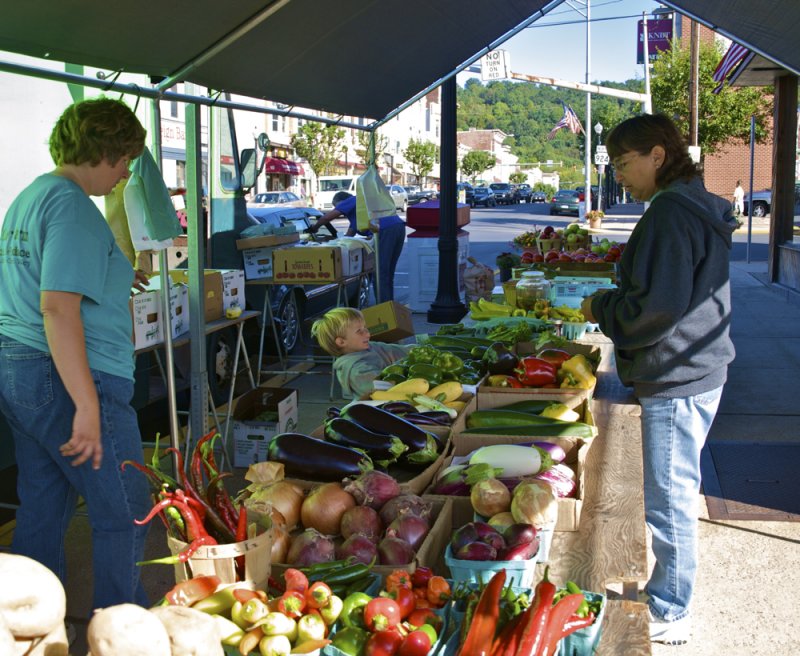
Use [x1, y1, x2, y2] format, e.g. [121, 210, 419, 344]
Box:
[557, 591, 606, 656]
[536, 524, 555, 563]
[562, 322, 589, 340]
[444, 545, 539, 589]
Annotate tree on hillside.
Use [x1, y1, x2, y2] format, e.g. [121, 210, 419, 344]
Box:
[650, 41, 772, 156]
[291, 122, 346, 180]
[509, 171, 528, 184]
[403, 138, 439, 185]
[461, 150, 496, 183]
[355, 130, 388, 166]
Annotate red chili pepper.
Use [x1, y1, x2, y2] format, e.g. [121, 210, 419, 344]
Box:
[457, 568, 506, 656]
[164, 574, 221, 606]
[538, 594, 588, 656]
[514, 357, 558, 387]
[513, 566, 556, 656]
[489, 610, 526, 656]
[557, 612, 596, 639]
[410, 566, 433, 589]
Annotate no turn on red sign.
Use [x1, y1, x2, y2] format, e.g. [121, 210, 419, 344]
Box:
[481, 50, 510, 81]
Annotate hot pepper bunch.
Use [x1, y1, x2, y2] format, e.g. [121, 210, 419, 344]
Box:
[123, 430, 248, 569]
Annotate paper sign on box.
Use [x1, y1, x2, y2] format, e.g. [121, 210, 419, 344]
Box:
[231, 387, 299, 468]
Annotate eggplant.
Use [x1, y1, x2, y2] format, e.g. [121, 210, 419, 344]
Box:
[454, 541, 497, 561]
[267, 433, 371, 481]
[324, 418, 408, 461]
[402, 412, 451, 427]
[378, 401, 418, 415]
[497, 538, 540, 561]
[326, 406, 341, 420]
[340, 403, 441, 465]
[481, 342, 519, 375]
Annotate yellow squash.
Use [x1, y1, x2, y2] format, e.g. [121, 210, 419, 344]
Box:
[370, 377, 430, 401]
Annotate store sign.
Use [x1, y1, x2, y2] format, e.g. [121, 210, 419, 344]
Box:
[481, 50, 510, 81]
[637, 18, 673, 64]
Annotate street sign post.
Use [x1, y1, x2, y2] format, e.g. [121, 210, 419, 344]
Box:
[594, 152, 609, 165]
[481, 50, 510, 81]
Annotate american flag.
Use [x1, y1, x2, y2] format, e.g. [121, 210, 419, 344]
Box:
[547, 102, 584, 140]
[712, 42, 751, 94]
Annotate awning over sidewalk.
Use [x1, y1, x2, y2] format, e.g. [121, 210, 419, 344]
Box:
[263, 157, 304, 176]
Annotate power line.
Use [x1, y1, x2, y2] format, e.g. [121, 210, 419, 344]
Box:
[527, 13, 659, 29]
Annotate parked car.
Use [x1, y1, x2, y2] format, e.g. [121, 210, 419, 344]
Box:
[388, 184, 408, 212]
[472, 186, 497, 208]
[742, 184, 800, 217]
[403, 185, 437, 205]
[249, 190, 307, 208]
[549, 189, 581, 216]
[531, 190, 548, 203]
[489, 182, 515, 205]
[514, 183, 533, 203]
[244, 206, 371, 353]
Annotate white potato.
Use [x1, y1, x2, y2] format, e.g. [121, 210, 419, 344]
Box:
[0, 553, 66, 638]
[150, 605, 224, 656]
[87, 604, 170, 656]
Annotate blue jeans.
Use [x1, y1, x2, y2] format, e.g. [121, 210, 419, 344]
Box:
[639, 387, 723, 622]
[376, 222, 406, 303]
[0, 335, 151, 611]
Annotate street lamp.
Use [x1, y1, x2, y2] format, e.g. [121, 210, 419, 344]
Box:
[594, 122, 603, 213]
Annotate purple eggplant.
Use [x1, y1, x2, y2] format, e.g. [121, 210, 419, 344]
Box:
[480, 532, 506, 552]
[504, 523, 539, 548]
[324, 418, 408, 461]
[450, 522, 480, 552]
[267, 433, 371, 481]
[455, 541, 497, 561]
[497, 538, 540, 561]
[378, 401, 419, 415]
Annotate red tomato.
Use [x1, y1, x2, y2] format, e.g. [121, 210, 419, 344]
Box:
[164, 575, 220, 606]
[398, 630, 432, 656]
[365, 629, 403, 656]
[410, 567, 433, 589]
[406, 608, 443, 634]
[364, 597, 402, 633]
[388, 586, 416, 620]
[283, 568, 309, 594]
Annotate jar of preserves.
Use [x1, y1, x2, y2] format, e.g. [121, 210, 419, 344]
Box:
[515, 270, 551, 311]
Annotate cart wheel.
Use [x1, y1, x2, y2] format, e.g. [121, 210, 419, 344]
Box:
[277, 293, 301, 353]
[352, 275, 372, 309]
[207, 327, 236, 406]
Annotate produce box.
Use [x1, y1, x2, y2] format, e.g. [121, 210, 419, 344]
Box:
[168, 269, 224, 322]
[145, 275, 190, 339]
[362, 301, 414, 343]
[514, 340, 601, 364]
[212, 268, 246, 312]
[235, 231, 300, 251]
[458, 392, 595, 433]
[273, 245, 343, 282]
[231, 387, 299, 468]
[130, 288, 163, 349]
[515, 261, 617, 282]
[239, 235, 300, 280]
[167, 529, 272, 589]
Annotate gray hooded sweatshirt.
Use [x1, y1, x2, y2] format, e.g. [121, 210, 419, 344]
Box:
[334, 342, 412, 399]
[591, 177, 737, 398]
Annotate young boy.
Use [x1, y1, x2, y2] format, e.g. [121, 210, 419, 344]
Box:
[311, 307, 411, 399]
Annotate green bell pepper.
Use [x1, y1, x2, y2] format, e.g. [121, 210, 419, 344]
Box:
[407, 363, 442, 385]
[380, 363, 409, 378]
[433, 351, 464, 374]
[340, 592, 372, 629]
[330, 626, 369, 656]
[407, 345, 439, 365]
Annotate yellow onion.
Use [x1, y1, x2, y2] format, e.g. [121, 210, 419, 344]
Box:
[270, 525, 290, 563]
[470, 479, 511, 518]
[300, 483, 356, 535]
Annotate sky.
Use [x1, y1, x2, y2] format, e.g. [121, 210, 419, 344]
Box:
[460, 0, 666, 85]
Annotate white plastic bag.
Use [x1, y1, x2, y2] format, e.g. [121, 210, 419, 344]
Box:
[355, 165, 396, 233]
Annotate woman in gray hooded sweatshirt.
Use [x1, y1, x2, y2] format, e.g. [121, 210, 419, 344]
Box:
[582, 114, 737, 646]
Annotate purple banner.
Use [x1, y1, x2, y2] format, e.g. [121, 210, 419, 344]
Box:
[637, 18, 674, 64]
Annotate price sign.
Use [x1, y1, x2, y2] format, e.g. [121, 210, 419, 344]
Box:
[481, 50, 510, 81]
[594, 152, 609, 165]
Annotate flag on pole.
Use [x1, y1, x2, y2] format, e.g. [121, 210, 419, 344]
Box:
[547, 102, 585, 139]
[712, 42, 750, 94]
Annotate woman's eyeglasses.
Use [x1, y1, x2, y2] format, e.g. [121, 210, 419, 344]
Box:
[612, 153, 640, 172]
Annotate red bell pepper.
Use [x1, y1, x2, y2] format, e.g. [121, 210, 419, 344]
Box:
[535, 348, 572, 368]
[514, 357, 558, 387]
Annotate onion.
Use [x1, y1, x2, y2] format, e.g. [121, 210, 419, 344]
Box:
[336, 535, 378, 565]
[343, 471, 401, 510]
[470, 479, 511, 518]
[511, 480, 558, 527]
[340, 506, 383, 541]
[378, 494, 432, 526]
[488, 512, 516, 532]
[377, 537, 415, 565]
[245, 481, 304, 530]
[301, 483, 356, 535]
[386, 514, 430, 550]
[271, 526, 290, 563]
[287, 529, 336, 566]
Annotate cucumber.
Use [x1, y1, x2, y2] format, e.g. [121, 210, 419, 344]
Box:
[497, 400, 554, 414]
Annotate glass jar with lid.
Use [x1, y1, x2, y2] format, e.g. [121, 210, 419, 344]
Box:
[515, 270, 551, 311]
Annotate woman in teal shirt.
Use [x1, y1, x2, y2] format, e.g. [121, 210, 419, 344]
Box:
[0, 97, 152, 611]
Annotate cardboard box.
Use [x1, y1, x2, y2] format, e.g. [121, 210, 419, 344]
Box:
[361, 301, 414, 343]
[131, 289, 162, 349]
[169, 269, 224, 323]
[242, 245, 280, 280]
[146, 276, 190, 340]
[235, 232, 300, 251]
[214, 269, 246, 311]
[272, 246, 343, 282]
[231, 387, 299, 468]
[337, 242, 364, 276]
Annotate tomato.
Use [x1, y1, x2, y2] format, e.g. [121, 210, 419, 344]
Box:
[397, 630, 432, 656]
[364, 597, 402, 633]
[277, 589, 306, 618]
[387, 586, 416, 620]
[365, 629, 403, 656]
[164, 575, 221, 606]
[410, 567, 433, 589]
[426, 577, 451, 608]
[284, 568, 309, 594]
[406, 609, 443, 634]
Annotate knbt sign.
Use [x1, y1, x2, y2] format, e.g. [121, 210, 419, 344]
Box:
[481, 50, 510, 81]
[637, 17, 674, 64]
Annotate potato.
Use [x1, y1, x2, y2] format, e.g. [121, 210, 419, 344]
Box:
[0, 553, 66, 638]
[0, 613, 14, 655]
[87, 604, 170, 656]
[12, 622, 68, 656]
[150, 605, 223, 656]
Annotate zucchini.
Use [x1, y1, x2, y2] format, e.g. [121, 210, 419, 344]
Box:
[464, 423, 596, 439]
[466, 409, 566, 429]
[497, 400, 554, 414]
[425, 334, 495, 349]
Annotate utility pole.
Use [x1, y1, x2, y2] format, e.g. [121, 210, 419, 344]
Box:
[584, 0, 592, 217]
[689, 19, 700, 146]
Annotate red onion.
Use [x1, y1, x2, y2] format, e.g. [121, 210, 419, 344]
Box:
[378, 494, 432, 526]
[340, 506, 383, 541]
[286, 529, 336, 566]
[336, 535, 378, 565]
[377, 537, 415, 565]
[386, 514, 430, 551]
[343, 471, 401, 510]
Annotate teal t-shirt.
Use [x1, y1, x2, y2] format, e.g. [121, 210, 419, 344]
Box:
[0, 174, 135, 380]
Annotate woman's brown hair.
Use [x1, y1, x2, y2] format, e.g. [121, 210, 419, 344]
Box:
[49, 97, 146, 167]
[606, 114, 699, 189]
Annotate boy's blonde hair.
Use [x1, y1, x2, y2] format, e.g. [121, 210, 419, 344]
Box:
[311, 307, 365, 356]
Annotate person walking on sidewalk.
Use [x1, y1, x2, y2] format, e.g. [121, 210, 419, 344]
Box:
[733, 180, 745, 218]
[581, 113, 738, 646]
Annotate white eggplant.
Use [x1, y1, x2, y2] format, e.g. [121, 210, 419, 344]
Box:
[468, 444, 544, 478]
